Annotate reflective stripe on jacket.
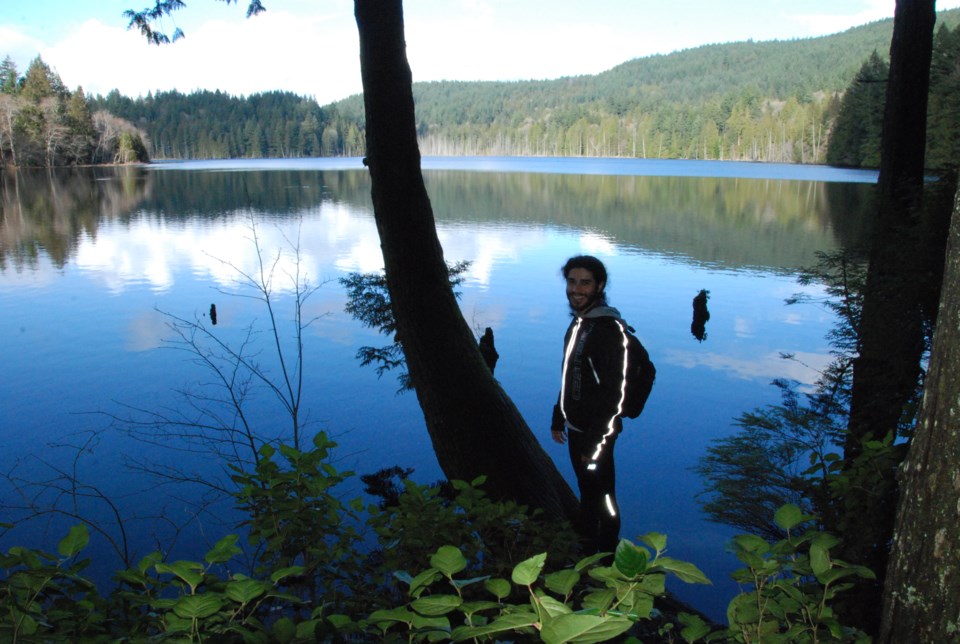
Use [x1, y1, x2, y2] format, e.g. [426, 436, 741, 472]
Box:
[552, 306, 630, 462]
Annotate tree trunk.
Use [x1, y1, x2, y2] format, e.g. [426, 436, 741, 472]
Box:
[879, 177, 960, 643]
[838, 0, 936, 629]
[353, 0, 578, 521]
[846, 0, 935, 457]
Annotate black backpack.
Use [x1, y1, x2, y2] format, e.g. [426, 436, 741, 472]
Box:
[614, 320, 656, 419]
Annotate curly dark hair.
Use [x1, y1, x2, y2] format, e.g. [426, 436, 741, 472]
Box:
[561, 255, 608, 288]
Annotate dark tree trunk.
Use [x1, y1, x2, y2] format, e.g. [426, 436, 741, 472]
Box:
[839, 0, 936, 630]
[353, 0, 578, 521]
[879, 178, 960, 643]
[846, 0, 935, 456]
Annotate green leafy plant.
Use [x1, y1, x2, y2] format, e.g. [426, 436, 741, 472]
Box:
[5, 475, 886, 643]
[719, 504, 873, 643]
[0, 525, 107, 642]
[366, 535, 711, 643]
[230, 431, 366, 615]
[366, 475, 580, 586]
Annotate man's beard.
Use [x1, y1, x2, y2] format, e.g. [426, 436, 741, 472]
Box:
[569, 291, 601, 313]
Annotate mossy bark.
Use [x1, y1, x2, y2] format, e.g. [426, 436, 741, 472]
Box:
[879, 174, 960, 642]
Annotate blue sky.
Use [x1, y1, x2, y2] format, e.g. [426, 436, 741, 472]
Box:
[4, 1, 959, 104]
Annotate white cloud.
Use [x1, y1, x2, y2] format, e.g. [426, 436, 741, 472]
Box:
[40, 11, 362, 103]
[15, 0, 960, 103]
[579, 233, 617, 256]
[666, 348, 830, 386]
[0, 25, 43, 64]
[787, 0, 960, 39]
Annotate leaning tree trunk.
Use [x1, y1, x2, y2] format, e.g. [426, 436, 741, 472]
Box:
[879, 177, 960, 643]
[353, 0, 578, 521]
[838, 0, 936, 630]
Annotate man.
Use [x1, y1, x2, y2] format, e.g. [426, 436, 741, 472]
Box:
[551, 255, 636, 554]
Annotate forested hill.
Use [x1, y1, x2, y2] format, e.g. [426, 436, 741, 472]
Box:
[92, 8, 960, 164]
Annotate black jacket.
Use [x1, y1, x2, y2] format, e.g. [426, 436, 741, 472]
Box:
[551, 305, 631, 443]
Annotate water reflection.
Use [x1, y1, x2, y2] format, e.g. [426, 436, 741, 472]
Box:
[691, 289, 711, 342]
[0, 159, 875, 621]
[0, 166, 152, 271]
[2, 162, 876, 281]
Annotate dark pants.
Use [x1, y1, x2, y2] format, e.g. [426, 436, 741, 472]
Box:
[568, 429, 620, 554]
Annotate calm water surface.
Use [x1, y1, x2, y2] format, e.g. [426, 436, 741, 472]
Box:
[0, 157, 877, 620]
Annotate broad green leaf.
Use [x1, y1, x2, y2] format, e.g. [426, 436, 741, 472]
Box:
[653, 557, 711, 585]
[172, 594, 224, 619]
[730, 533, 770, 554]
[512, 552, 547, 586]
[114, 569, 146, 586]
[272, 616, 296, 643]
[411, 613, 452, 642]
[270, 565, 305, 583]
[540, 613, 634, 644]
[409, 567, 441, 597]
[58, 524, 89, 557]
[614, 541, 648, 578]
[430, 545, 467, 576]
[637, 571, 667, 596]
[728, 593, 760, 626]
[369, 607, 416, 625]
[460, 600, 502, 615]
[450, 611, 538, 641]
[411, 594, 462, 616]
[484, 577, 511, 599]
[259, 443, 276, 458]
[809, 540, 831, 578]
[575, 551, 609, 572]
[204, 534, 241, 564]
[774, 504, 810, 531]
[296, 619, 321, 639]
[536, 593, 573, 618]
[163, 613, 192, 633]
[817, 567, 859, 586]
[678, 612, 712, 642]
[12, 611, 39, 636]
[150, 598, 178, 611]
[8, 547, 45, 569]
[545, 569, 580, 596]
[581, 588, 616, 612]
[639, 532, 668, 554]
[225, 578, 268, 604]
[326, 613, 353, 628]
[155, 561, 204, 591]
[627, 588, 656, 619]
[136, 551, 163, 574]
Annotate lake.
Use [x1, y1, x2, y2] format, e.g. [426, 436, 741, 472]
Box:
[0, 156, 878, 621]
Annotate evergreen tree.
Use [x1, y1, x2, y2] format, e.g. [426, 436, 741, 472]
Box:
[66, 86, 95, 136]
[926, 23, 960, 169]
[0, 56, 19, 95]
[826, 51, 889, 167]
[20, 56, 62, 103]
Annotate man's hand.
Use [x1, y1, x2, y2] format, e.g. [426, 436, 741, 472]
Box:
[551, 428, 567, 445]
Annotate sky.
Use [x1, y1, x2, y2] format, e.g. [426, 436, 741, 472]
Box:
[4, 1, 960, 105]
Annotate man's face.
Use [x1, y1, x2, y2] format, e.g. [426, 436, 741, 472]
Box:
[566, 267, 604, 313]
